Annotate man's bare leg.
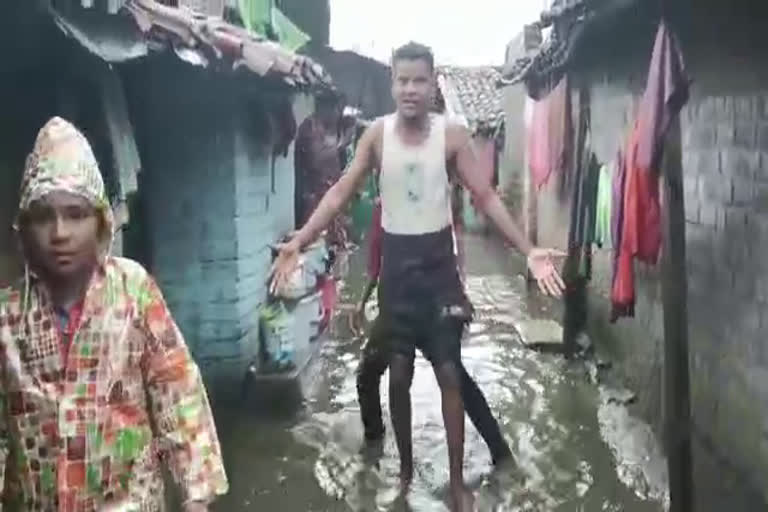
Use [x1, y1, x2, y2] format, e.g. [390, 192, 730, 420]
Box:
[389, 353, 415, 489]
[433, 360, 470, 511]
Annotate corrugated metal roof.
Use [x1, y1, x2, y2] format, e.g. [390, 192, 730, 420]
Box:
[56, 0, 332, 90]
[435, 66, 504, 137]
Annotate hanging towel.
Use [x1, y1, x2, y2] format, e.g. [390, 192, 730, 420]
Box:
[594, 163, 613, 248]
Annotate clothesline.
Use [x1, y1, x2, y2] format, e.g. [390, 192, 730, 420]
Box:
[523, 19, 690, 322]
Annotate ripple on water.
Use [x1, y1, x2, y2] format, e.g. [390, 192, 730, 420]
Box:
[251, 259, 669, 512]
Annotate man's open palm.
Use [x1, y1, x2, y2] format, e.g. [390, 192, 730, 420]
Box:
[527, 248, 567, 297]
[269, 240, 301, 295]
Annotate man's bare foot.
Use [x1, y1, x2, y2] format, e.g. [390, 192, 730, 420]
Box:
[450, 485, 475, 512]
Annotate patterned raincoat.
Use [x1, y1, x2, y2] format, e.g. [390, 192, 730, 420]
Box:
[0, 118, 228, 510]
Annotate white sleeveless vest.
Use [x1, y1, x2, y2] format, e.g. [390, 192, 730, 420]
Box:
[379, 114, 453, 235]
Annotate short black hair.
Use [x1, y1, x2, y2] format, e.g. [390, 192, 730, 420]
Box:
[392, 41, 434, 72]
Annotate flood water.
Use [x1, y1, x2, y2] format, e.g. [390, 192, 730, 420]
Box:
[211, 235, 669, 511]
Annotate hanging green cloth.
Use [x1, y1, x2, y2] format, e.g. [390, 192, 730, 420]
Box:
[237, 0, 272, 36]
[594, 163, 613, 248]
[272, 7, 311, 52]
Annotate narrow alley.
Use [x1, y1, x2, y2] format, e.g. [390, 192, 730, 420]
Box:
[213, 236, 668, 512]
[4, 1, 768, 511]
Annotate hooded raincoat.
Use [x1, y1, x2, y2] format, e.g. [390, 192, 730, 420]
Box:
[0, 118, 228, 510]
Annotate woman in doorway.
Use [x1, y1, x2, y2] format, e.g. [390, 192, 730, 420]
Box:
[294, 89, 355, 249]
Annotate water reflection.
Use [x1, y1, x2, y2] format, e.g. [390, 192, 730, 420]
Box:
[213, 240, 667, 512]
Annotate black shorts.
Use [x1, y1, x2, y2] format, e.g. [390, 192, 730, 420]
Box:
[362, 315, 391, 360]
[380, 310, 466, 365]
[377, 226, 473, 365]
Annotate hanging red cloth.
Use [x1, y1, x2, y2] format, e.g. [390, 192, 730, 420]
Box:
[611, 20, 690, 321]
[612, 125, 658, 319]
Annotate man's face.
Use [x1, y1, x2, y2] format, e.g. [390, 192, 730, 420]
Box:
[392, 58, 434, 120]
[20, 191, 101, 281]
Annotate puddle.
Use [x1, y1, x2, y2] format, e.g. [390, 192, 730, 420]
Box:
[213, 237, 667, 512]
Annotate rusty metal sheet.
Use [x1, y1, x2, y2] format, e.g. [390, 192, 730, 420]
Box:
[53, 0, 332, 89]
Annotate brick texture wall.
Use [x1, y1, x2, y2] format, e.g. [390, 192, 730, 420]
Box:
[682, 92, 768, 492]
[517, 31, 768, 504]
[125, 61, 312, 386]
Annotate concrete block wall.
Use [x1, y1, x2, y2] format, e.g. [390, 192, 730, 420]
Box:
[503, 3, 768, 503]
[682, 92, 768, 490]
[231, 94, 312, 372]
[529, 65, 768, 505]
[140, 109, 239, 361]
[527, 73, 670, 429]
[125, 61, 313, 387]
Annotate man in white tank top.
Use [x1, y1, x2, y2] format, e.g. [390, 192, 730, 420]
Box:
[272, 42, 565, 511]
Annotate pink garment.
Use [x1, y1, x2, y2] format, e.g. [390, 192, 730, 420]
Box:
[527, 76, 572, 189]
[528, 98, 551, 188]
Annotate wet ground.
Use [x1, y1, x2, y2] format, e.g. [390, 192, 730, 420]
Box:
[212, 235, 669, 511]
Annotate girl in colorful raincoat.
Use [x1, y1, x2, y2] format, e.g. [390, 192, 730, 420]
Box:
[0, 118, 228, 511]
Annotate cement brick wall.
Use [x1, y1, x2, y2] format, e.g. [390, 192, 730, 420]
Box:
[125, 61, 312, 386]
[525, 74, 669, 430]
[230, 95, 311, 371]
[527, 52, 768, 508]
[682, 92, 768, 492]
[139, 105, 239, 361]
[502, 3, 768, 504]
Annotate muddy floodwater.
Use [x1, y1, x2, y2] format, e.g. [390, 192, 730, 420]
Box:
[212, 235, 669, 511]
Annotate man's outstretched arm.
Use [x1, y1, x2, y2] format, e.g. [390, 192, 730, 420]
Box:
[450, 125, 533, 256]
[449, 124, 565, 296]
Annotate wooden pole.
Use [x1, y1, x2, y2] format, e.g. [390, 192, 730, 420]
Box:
[562, 85, 589, 358]
[660, 117, 694, 511]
